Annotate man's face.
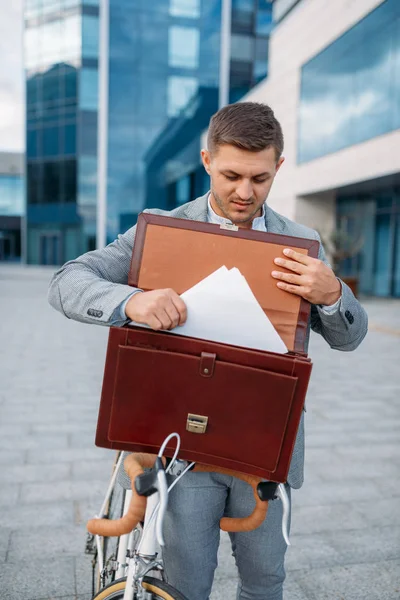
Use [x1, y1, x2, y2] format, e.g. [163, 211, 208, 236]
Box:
[201, 144, 284, 229]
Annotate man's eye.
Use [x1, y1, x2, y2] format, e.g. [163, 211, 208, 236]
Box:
[225, 175, 238, 181]
[254, 178, 268, 184]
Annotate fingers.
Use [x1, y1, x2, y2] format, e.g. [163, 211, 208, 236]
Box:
[271, 270, 303, 285]
[282, 248, 313, 266]
[137, 289, 187, 331]
[276, 281, 308, 296]
[171, 295, 187, 325]
[273, 257, 307, 274]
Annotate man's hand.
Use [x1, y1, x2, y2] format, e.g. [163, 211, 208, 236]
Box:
[125, 289, 187, 330]
[271, 248, 341, 306]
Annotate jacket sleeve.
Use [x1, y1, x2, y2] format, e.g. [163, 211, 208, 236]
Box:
[310, 233, 368, 351]
[48, 225, 139, 327]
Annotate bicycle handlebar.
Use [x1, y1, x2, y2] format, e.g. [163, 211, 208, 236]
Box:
[87, 452, 272, 537]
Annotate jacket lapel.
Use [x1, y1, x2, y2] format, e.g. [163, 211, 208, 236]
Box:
[181, 192, 287, 236]
[181, 193, 209, 222]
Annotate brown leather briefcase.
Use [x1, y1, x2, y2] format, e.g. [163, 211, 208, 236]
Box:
[95, 214, 319, 482]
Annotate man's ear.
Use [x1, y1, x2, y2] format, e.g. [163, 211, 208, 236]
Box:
[275, 156, 285, 174]
[201, 149, 212, 175]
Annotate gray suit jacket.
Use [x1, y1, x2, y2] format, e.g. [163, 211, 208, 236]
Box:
[48, 193, 368, 488]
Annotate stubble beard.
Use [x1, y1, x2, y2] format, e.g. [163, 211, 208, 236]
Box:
[211, 188, 264, 225]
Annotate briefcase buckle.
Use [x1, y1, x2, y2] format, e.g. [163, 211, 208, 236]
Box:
[186, 413, 208, 434]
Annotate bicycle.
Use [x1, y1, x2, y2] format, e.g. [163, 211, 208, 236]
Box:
[85, 433, 291, 600]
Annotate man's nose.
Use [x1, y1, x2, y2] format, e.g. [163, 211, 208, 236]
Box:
[236, 180, 253, 201]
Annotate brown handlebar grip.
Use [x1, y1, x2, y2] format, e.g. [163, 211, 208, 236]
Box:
[193, 463, 269, 532]
[86, 454, 270, 537]
[86, 453, 160, 537]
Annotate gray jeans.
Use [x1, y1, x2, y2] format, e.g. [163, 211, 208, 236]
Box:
[162, 470, 291, 600]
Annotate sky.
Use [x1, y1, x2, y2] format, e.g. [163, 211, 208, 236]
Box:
[0, 1, 24, 153]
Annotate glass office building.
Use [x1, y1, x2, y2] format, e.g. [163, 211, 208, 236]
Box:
[25, 0, 99, 264]
[298, 0, 400, 164]
[297, 0, 400, 297]
[24, 0, 272, 262]
[105, 0, 272, 242]
[0, 153, 24, 262]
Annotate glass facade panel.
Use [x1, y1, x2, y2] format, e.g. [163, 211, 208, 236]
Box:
[298, 0, 400, 163]
[80, 68, 98, 110]
[169, 26, 200, 69]
[167, 76, 198, 117]
[169, 0, 200, 18]
[231, 34, 254, 62]
[0, 176, 24, 216]
[105, 0, 272, 242]
[337, 187, 400, 297]
[82, 15, 99, 59]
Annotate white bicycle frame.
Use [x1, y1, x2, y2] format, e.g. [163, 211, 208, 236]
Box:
[94, 434, 193, 600]
[93, 433, 290, 600]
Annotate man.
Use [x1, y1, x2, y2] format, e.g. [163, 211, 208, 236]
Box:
[48, 102, 368, 600]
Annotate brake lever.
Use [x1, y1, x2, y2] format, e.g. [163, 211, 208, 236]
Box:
[154, 458, 168, 547]
[276, 483, 290, 546]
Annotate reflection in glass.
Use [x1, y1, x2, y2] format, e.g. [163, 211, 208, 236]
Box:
[82, 15, 99, 59]
[64, 159, 77, 202]
[169, 26, 199, 69]
[231, 34, 254, 62]
[0, 176, 24, 216]
[167, 76, 198, 117]
[169, 0, 200, 18]
[298, 0, 400, 163]
[43, 161, 62, 203]
[80, 68, 99, 110]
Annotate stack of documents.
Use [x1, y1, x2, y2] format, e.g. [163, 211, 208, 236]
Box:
[129, 266, 287, 354]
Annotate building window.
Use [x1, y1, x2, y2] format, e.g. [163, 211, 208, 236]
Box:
[298, 0, 400, 163]
[43, 161, 62, 203]
[0, 176, 24, 216]
[80, 68, 98, 111]
[169, 26, 200, 69]
[169, 0, 200, 18]
[230, 34, 254, 62]
[167, 76, 198, 117]
[82, 14, 99, 59]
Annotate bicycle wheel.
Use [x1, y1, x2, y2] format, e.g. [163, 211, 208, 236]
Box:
[92, 576, 189, 600]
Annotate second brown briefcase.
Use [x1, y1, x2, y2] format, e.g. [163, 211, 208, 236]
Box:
[95, 214, 318, 483]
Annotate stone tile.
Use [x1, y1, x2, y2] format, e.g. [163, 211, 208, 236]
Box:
[0, 484, 20, 508]
[329, 526, 400, 565]
[0, 434, 69, 451]
[293, 560, 400, 600]
[74, 554, 95, 597]
[20, 479, 107, 504]
[7, 526, 87, 562]
[0, 558, 75, 600]
[26, 447, 112, 465]
[0, 463, 70, 484]
[69, 432, 98, 449]
[286, 533, 342, 572]
[291, 501, 366, 535]
[71, 459, 114, 481]
[0, 450, 26, 465]
[294, 478, 383, 507]
[0, 502, 73, 529]
[0, 529, 11, 562]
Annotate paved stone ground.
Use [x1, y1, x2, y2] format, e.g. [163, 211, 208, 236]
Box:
[0, 264, 399, 600]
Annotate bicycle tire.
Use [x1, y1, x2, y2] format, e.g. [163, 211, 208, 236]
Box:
[92, 576, 189, 600]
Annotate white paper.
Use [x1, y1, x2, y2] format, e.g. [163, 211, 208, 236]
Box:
[129, 266, 287, 354]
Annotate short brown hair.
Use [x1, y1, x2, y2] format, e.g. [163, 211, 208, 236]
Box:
[207, 102, 284, 161]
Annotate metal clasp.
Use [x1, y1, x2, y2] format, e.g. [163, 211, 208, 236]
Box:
[186, 414, 208, 434]
[220, 222, 238, 231]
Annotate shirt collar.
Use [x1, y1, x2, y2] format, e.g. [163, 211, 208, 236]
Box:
[207, 193, 266, 230]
